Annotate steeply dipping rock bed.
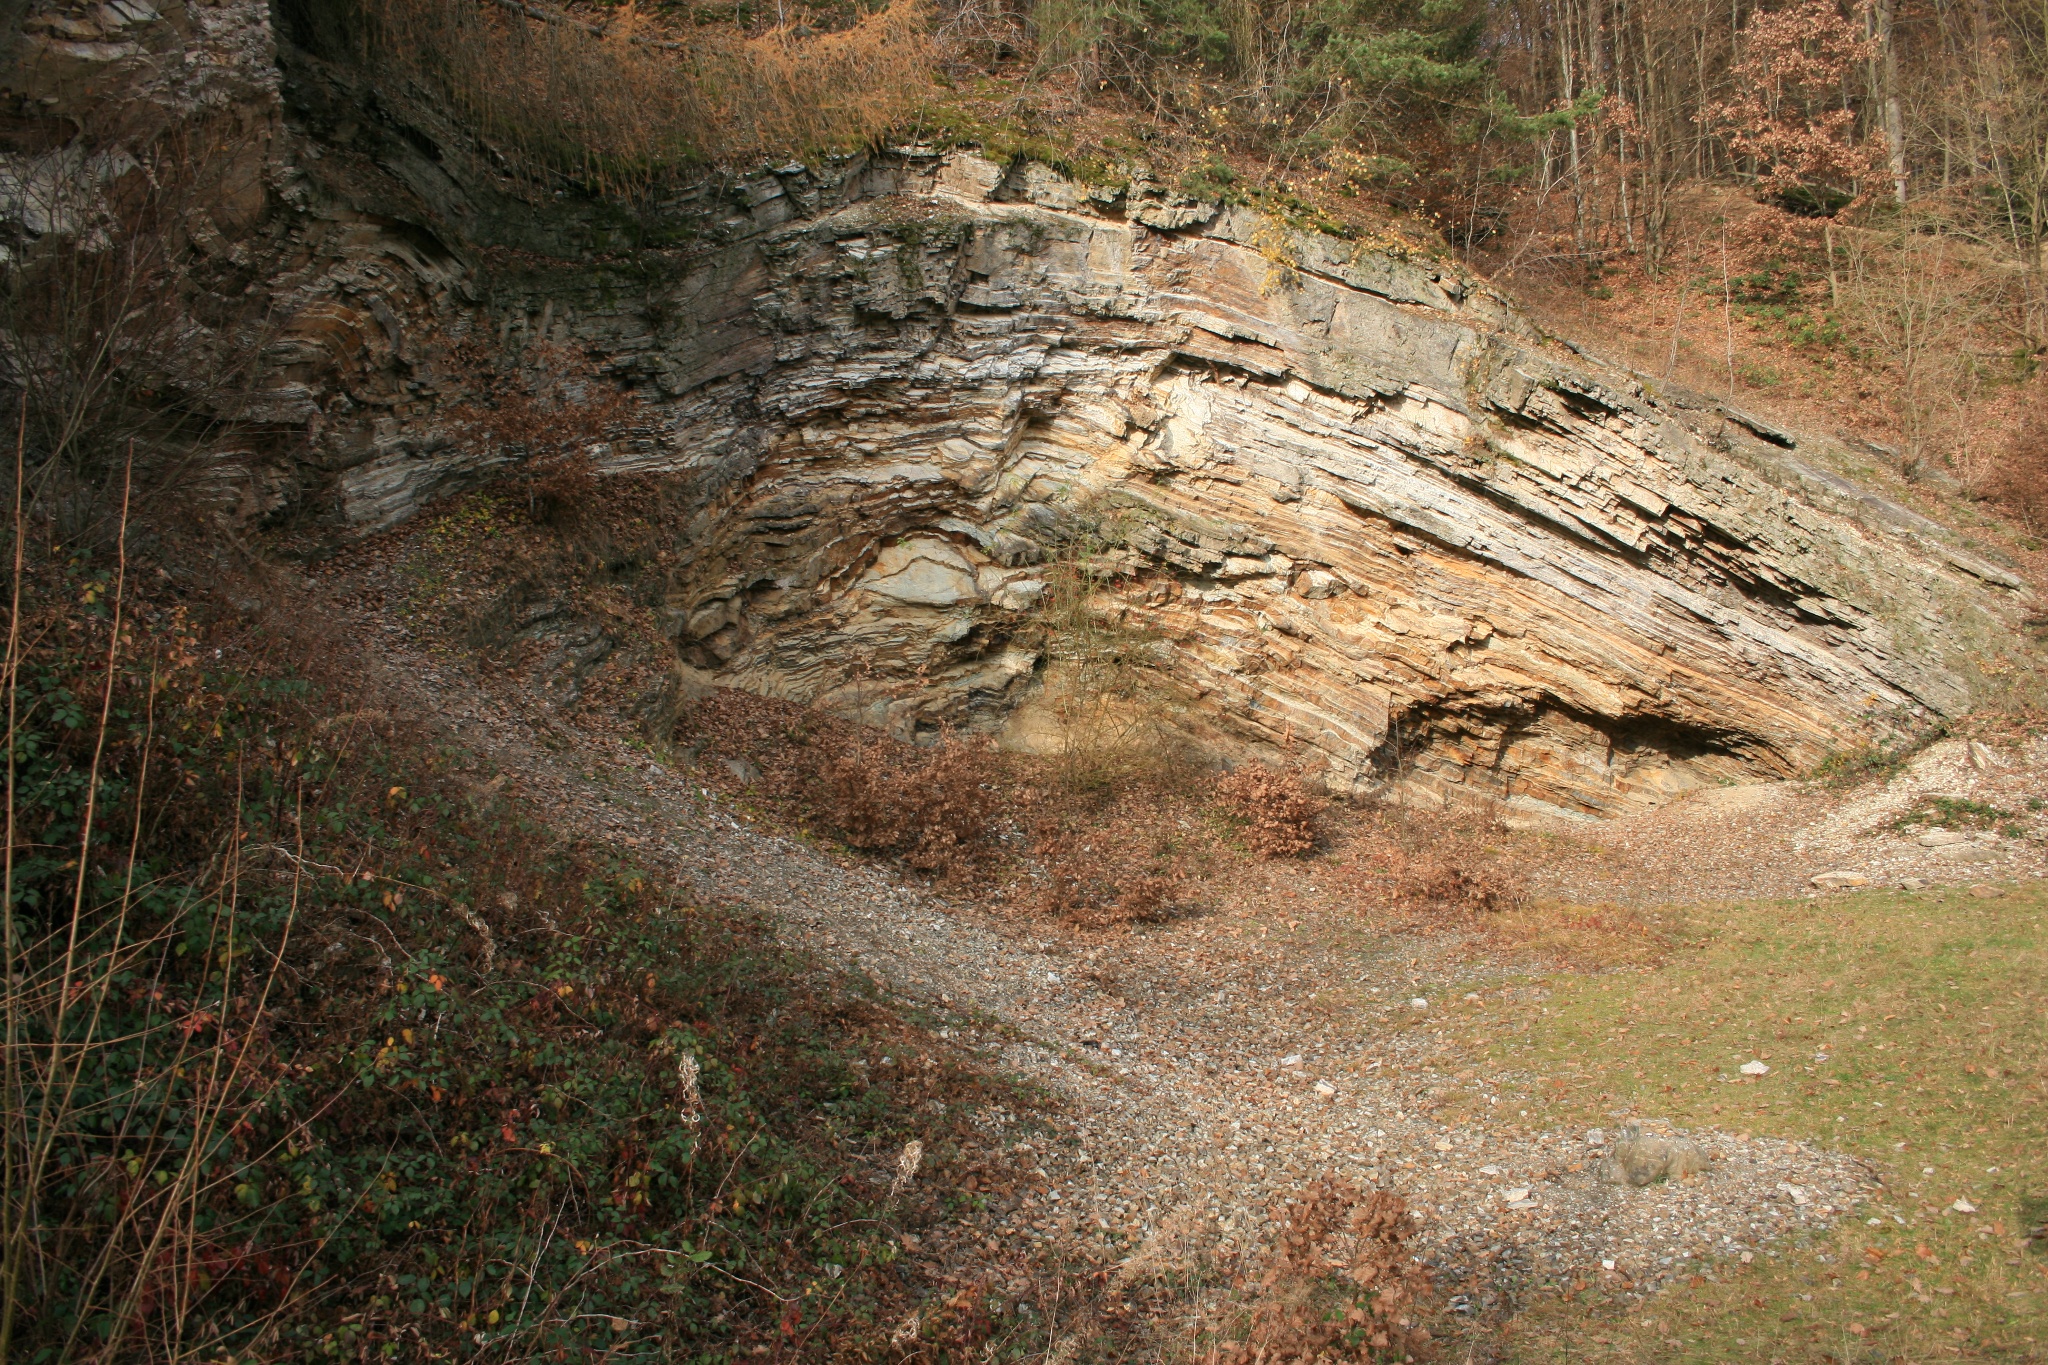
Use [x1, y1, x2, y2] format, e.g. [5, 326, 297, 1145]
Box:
[13, 1, 2032, 817]
[343, 151, 2024, 814]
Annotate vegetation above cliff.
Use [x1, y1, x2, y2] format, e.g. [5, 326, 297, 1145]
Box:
[323, 0, 2048, 541]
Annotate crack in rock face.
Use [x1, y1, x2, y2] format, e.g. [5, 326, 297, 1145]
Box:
[6, 3, 2027, 818]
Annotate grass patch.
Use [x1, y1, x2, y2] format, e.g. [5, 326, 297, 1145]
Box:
[1458, 884, 2048, 1361]
[1892, 795, 2020, 833]
[1808, 729, 1943, 790]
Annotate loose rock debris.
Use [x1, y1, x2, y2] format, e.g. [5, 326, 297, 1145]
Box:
[331, 571, 1885, 1321]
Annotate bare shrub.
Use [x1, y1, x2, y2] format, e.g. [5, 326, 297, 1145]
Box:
[1210, 1177, 1435, 1363]
[664, 685, 1200, 924]
[1992, 380, 2048, 530]
[1015, 775, 1198, 926]
[1032, 848, 1185, 926]
[355, 0, 935, 188]
[0, 117, 278, 543]
[1215, 765, 1324, 858]
[1386, 843, 1526, 916]
[1332, 808, 1527, 922]
[662, 688, 996, 879]
[446, 340, 632, 527]
[1836, 220, 2012, 476]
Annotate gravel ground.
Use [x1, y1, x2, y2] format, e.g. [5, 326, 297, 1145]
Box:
[318, 569, 1989, 1322]
[1522, 737, 2048, 907]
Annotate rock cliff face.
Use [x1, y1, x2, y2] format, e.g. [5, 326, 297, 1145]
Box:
[3, 0, 2032, 816]
[599, 162, 2023, 816]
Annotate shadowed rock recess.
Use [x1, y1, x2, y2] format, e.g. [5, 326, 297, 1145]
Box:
[11, 0, 2033, 817]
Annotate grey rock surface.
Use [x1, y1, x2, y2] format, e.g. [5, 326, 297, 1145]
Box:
[1601, 1124, 1711, 1187]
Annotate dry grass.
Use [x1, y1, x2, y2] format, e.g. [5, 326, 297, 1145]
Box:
[1483, 900, 1681, 971]
[356, 0, 935, 187]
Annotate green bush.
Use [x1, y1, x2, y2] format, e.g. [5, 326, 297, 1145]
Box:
[0, 545, 1015, 1362]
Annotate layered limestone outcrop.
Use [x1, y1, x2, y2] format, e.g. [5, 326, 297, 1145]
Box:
[3, 0, 2033, 816]
[617, 162, 2023, 815]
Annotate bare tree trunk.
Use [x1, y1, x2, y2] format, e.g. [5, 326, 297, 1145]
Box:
[1872, 0, 1909, 203]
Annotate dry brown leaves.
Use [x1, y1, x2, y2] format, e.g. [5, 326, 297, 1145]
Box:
[669, 688, 1218, 918]
[1329, 809, 1528, 926]
[1215, 766, 1325, 858]
[1209, 1177, 1435, 1364]
[816, 731, 994, 877]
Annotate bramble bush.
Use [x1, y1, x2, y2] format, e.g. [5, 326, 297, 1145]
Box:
[0, 538, 1013, 1362]
[1209, 1176, 1435, 1363]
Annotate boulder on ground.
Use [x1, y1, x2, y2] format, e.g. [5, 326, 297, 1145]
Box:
[1600, 1123, 1709, 1187]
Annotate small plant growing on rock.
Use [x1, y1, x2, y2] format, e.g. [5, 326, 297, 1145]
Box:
[1215, 765, 1324, 858]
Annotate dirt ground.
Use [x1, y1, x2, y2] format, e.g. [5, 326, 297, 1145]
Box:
[306, 528, 2048, 1358]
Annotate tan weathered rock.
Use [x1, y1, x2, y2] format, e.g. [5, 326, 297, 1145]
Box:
[606, 159, 2025, 813]
[2, 10, 2033, 816]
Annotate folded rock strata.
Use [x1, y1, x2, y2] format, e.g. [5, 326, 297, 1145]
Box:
[507, 153, 2019, 817]
[2, 1, 2031, 817]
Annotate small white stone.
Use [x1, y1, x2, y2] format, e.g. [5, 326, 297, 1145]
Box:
[1410, 998, 1429, 1010]
[1314, 1080, 1337, 1098]
[1740, 1059, 1770, 1076]
[1601, 1258, 1617, 1270]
